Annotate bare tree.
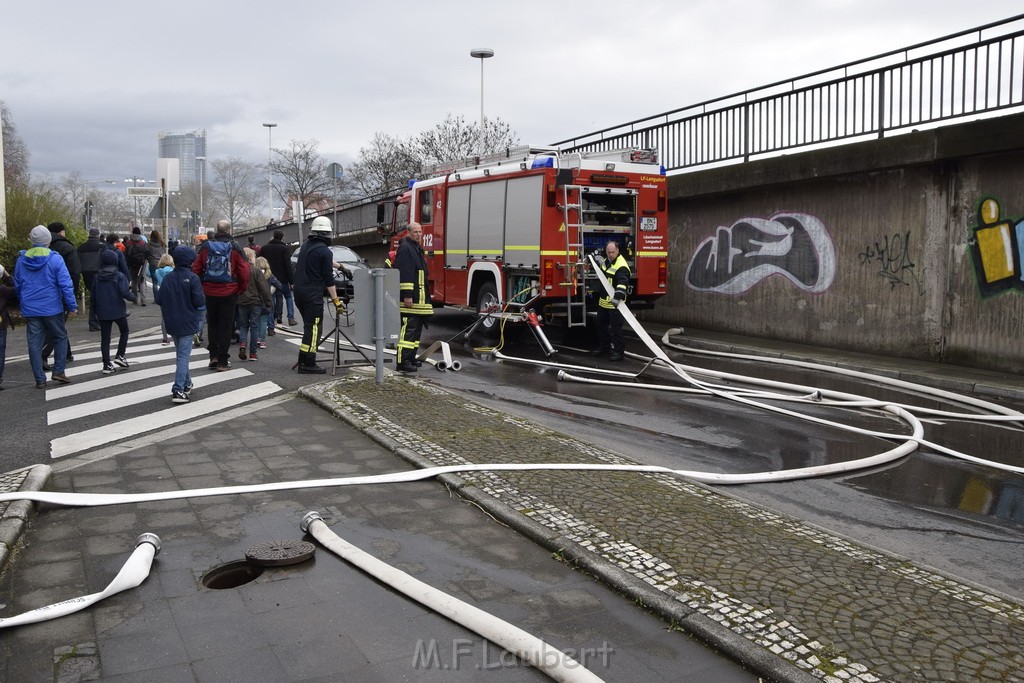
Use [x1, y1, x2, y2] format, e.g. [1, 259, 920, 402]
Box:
[1, 100, 30, 189]
[210, 157, 262, 227]
[415, 113, 519, 164]
[268, 138, 335, 209]
[347, 132, 422, 197]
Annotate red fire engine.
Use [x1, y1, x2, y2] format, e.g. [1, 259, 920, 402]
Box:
[381, 145, 668, 340]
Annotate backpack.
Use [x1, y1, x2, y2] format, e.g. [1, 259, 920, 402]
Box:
[126, 241, 147, 268]
[202, 240, 234, 283]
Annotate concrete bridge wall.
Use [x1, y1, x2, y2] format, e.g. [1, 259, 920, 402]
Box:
[655, 113, 1024, 374]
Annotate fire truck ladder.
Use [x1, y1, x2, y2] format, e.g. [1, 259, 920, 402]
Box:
[560, 181, 588, 328]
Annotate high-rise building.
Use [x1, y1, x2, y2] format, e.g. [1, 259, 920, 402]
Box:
[157, 129, 207, 185]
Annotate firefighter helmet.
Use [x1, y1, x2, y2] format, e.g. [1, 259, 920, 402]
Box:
[310, 216, 333, 234]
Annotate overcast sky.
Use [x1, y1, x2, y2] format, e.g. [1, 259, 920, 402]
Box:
[2, 1, 1021, 188]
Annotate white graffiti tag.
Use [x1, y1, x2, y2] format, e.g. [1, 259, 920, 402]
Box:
[685, 212, 836, 294]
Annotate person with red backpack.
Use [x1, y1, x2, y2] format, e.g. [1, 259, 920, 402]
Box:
[191, 220, 250, 371]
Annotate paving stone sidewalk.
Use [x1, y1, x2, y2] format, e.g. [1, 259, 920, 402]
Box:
[304, 374, 1024, 683]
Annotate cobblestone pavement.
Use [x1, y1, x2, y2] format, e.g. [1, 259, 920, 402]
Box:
[305, 374, 1024, 683]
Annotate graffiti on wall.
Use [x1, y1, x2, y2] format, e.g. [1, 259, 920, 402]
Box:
[685, 212, 836, 294]
[858, 231, 925, 295]
[968, 197, 1024, 297]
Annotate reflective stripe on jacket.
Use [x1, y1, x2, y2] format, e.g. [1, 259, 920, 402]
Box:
[598, 255, 631, 309]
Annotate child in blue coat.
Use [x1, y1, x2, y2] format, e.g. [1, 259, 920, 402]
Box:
[91, 250, 136, 374]
[154, 246, 206, 403]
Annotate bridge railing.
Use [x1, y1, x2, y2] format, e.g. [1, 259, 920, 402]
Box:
[554, 15, 1024, 173]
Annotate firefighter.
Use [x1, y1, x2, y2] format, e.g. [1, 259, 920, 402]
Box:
[293, 216, 343, 374]
[592, 240, 631, 362]
[394, 221, 432, 373]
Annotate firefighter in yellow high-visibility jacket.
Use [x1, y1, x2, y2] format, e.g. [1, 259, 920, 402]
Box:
[592, 240, 631, 362]
[394, 222, 433, 372]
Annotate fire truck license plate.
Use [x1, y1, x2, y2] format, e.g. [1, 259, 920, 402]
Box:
[640, 217, 658, 231]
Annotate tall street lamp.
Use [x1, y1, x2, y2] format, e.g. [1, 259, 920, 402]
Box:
[125, 176, 154, 230]
[262, 123, 277, 222]
[470, 48, 494, 157]
[195, 156, 206, 228]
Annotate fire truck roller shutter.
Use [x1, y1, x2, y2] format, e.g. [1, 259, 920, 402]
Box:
[446, 185, 470, 269]
[503, 175, 543, 268]
[468, 181, 506, 261]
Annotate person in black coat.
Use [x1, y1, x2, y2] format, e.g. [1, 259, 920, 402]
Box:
[92, 250, 136, 374]
[260, 230, 297, 326]
[41, 222, 82, 367]
[77, 228, 106, 330]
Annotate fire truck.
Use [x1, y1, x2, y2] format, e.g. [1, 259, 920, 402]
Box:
[380, 145, 669, 345]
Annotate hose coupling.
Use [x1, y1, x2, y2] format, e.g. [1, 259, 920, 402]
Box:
[300, 510, 324, 534]
[135, 532, 162, 556]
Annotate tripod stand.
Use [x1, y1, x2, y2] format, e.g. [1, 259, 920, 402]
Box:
[291, 300, 376, 375]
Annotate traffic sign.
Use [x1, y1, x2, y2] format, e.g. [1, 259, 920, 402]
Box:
[128, 187, 161, 197]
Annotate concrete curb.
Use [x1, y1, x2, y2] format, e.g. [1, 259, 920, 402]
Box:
[0, 465, 52, 573]
[298, 382, 816, 683]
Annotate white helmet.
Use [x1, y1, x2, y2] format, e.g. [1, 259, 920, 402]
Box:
[310, 216, 333, 234]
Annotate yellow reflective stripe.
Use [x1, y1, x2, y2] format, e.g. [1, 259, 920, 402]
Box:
[505, 245, 540, 251]
[540, 250, 571, 256]
[447, 249, 469, 255]
[636, 251, 668, 257]
[469, 250, 503, 255]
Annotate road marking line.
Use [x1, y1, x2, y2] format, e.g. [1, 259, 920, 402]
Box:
[50, 394, 295, 473]
[50, 382, 282, 459]
[48, 369, 252, 425]
[47, 360, 210, 400]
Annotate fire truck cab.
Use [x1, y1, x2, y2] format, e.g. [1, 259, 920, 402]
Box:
[381, 145, 668, 337]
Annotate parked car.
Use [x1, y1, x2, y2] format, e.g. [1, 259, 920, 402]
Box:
[291, 244, 369, 300]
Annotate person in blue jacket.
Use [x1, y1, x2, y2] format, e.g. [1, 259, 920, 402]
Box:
[155, 245, 206, 403]
[13, 226, 78, 388]
[91, 249, 136, 374]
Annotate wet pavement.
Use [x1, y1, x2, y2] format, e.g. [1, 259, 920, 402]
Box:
[1, 308, 1023, 681]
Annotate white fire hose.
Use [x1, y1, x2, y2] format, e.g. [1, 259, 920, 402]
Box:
[301, 512, 604, 683]
[0, 533, 160, 629]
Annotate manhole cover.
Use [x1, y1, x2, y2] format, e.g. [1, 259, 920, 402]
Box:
[245, 540, 316, 566]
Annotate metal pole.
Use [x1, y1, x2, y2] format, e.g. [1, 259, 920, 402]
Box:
[373, 268, 385, 384]
[470, 49, 494, 157]
[263, 123, 277, 222]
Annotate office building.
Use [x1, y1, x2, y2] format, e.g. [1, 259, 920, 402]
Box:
[157, 129, 207, 185]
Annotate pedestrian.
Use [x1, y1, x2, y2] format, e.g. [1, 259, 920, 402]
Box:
[146, 230, 167, 297]
[236, 247, 272, 362]
[153, 253, 175, 344]
[261, 229, 297, 326]
[292, 216, 344, 374]
[393, 221, 433, 373]
[591, 240, 631, 362]
[104, 233, 131, 279]
[0, 262, 14, 391]
[246, 235, 262, 257]
[77, 227, 105, 331]
[254, 256, 281, 342]
[192, 219, 250, 371]
[113, 235, 126, 253]
[124, 227, 150, 305]
[13, 226, 78, 388]
[155, 245, 206, 403]
[40, 221, 81, 368]
[92, 250, 136, 374]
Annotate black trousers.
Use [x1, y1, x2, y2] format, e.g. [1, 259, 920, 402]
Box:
[596, 306, 625, 353]
[297, 296, 324, 368]
[99, 317, 129, 365]
[205, 294, 238, 366]
[397, 313, 426, 364]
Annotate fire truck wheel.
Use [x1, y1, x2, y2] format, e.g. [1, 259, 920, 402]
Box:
[475, 283, 501, 341]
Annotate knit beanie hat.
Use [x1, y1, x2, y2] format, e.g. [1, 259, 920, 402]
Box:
[30, 225, 52, 246]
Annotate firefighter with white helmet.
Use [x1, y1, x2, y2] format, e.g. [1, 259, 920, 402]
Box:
[292, 216, 342, 373]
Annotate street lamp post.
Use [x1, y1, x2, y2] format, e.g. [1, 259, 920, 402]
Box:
[195, 156, 206, 230]
[469, 48, 494, 158]
[124, 176, 153, 230]
[262, 123, 277, 223]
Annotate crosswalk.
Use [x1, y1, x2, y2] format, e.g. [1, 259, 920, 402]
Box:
[42, 330, 286, 464]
